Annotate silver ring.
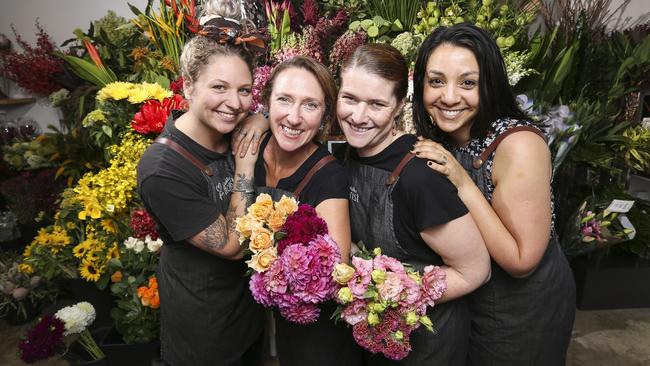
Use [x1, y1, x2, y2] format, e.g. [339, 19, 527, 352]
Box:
[442, 155, 448, 165]
[240, 131, 248, 137]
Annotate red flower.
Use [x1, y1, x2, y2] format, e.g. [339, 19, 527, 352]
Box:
[276, 204, 328, 254]
[170, 76, 184, 94]
[130, 208, 159, 240]
[18, 314, 65, 363]
[130, 95, 187, 135]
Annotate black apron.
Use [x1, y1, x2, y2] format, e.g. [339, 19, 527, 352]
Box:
[347, 155, 470, 366]
[156, 139, 264, 366]
[255, 156, 363, 366]
[452, 129, 576, 366]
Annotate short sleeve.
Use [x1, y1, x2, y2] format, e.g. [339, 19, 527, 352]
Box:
[139, 174, 220, 242]
[395, 158, 468, 231]
[299, 160, 349, 207]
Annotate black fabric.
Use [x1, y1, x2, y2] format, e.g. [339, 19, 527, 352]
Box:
[353, 134, 468, 260]
[254, 133, 348, 207]
[137, 118, 264, 366]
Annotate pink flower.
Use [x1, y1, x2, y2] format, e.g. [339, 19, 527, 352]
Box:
[281, 244, 312, 291]
[265, 261, 288, 296]
[377, 272, 404, 303]
[280, 303, 320, 324]
[348, 257, 373, 297]
[249, 273, 273, 306]
[420, 265, 447, 306]
[399, 274, 421, 308]
[341, 299, 368, 326]
[373, 255, 405, 273]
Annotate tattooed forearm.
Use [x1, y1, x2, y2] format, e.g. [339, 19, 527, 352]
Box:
[233, 173, 254, 192]
[190, 215, 228, 250]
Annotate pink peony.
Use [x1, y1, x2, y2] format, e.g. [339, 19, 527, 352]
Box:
[280, 303, 320, 324]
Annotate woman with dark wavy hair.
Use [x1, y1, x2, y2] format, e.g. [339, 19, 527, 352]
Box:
[411, 23, 575, 365]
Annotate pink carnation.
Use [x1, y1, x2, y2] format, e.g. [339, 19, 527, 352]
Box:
[280, 303, 320, 324]
[420, 265, 447, 306]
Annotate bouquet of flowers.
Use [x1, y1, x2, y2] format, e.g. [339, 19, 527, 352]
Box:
[18, 301, 105, 363]
[236, 194, 341, 324]
[332, 247, 447, 361]
[560, 199, 636, 258]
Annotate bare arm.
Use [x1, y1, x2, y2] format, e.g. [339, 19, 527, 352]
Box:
[420, 213, 490, 302]
[413, 132, 552, 277]
[316, 198, 352, 263]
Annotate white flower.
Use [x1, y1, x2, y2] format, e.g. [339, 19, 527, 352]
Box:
[105, 204, 115, 213]
[145, 235, 163, 253]
[55, 303, 93, 335]
[133, 239, 145, 253]
[75, 301, 96, 325]
[123, 237, 139, 250]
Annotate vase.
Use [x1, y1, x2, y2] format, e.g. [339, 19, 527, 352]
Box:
[4, 299, 41, 325]
[100, 326, 160, 366]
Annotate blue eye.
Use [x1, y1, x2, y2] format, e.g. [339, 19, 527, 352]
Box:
[304, 102, 319, 111]
[239, 88, 251, 96]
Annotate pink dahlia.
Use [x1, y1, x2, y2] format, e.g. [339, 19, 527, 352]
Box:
[249, 272, 273, 306]
[280, 303, 320, 324]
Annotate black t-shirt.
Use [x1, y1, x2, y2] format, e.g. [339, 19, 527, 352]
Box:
[137, 119, 232, 243]
[254, 133, 348, 206]
[352, 134, 468, 258]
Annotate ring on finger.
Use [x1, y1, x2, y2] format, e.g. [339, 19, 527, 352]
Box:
[441, 155, 448, 165]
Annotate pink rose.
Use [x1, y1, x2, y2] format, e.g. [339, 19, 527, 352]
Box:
[377, 272, 404, 303]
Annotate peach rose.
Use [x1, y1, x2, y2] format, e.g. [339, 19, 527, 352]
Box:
[247, 247, 278, 272]
[267, 210, 287, 232]
[249, 202, 273, 222]
[235, 215, 254, 240]
[275, 195, 298, 216]
[249, 227, 273, 253]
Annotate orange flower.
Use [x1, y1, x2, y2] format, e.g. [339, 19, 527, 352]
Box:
[111, 270, 123, 283]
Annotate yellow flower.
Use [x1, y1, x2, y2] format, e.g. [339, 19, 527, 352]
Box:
[33, 228, 50, 245]
[249, 227, 273, 253]
[19, 263, 34, 274]
[79, 259, 103, 282]
[368, 312, 380, 326]
[106, 244, 120, 260]
[235, 215, 253, 239]
[249, 202, 273, 222]
[267, 210, 287, 232]
[246, 247, 277, 272]
[22, 243, 34, 259]
[405, 311, 418, 326]
[101, 219, 118, 234]
[332, 263, 356, 284]
[73, 240, 92, 259]
[140, 82, 172, 102]
[371, 269, 386, 284]
[97, 81, 134, 102]
[275, 195, 298, 216]
[127, 87, 151, 104]
[78, 198, 102, 220]
[337, 287, 354, 304]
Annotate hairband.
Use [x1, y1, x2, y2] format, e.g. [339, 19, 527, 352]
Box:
[199, 16, 266, 53]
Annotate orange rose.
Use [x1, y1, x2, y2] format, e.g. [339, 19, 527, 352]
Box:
[246, 247, 278, 272]
[248, 202, 272, 222]
[249, 228, 273, 253]
[275, 195, 298, 216]
[267, 210, 287, 232]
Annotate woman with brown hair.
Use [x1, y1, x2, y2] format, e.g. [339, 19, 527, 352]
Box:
[255, 56, 362, 365]
[338, 43, 490, 365]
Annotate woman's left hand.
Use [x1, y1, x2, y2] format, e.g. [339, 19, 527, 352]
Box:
[232, 113, 268, 158]
[412, 137, 470, 189]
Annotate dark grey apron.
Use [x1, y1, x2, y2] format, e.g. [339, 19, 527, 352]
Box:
[156, 139, 264, 366]
[347, 156, 470, 366]
[256, 158, 363, 366]
[451, 131, 576, 366]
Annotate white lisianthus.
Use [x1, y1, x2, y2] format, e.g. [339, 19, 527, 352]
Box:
[145, 235, 163, 253]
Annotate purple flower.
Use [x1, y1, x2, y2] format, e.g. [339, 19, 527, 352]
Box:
[277, 204, 328, 254]
[249, 273, 273, 306]
[18, 314, 65, 363]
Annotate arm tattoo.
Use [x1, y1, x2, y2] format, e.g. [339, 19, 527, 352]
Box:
[234, 173, 255, 192]
[192, 215, 228, 250]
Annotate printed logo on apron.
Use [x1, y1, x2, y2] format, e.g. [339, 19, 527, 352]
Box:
[215, 177, 233, 201]
[349, 185, 359, 203]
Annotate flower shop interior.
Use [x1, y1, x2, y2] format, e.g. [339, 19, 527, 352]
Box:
[1, 0, 650, 365]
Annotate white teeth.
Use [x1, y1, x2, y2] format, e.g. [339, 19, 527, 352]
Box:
[281, 125, 302, 136]
[349, 124, 371, 133]
[440, 109, 463, 118]
[217, 111, 236, 119]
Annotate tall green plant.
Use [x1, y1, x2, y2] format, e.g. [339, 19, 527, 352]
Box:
[366, 0, 420, 32]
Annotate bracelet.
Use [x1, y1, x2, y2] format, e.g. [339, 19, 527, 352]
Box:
[232, 188, 255, 194]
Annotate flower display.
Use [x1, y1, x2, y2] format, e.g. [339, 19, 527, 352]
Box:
[333, 247, 447, 360]
[18, 314, 65, 363]
[236, 194, 341, 324]
[131, 94, 187, 135]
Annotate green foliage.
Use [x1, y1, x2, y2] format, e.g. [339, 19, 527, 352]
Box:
[366, 0, 421, 33]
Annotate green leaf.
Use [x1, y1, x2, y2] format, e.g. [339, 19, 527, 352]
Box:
[349, 20, 361, 31]
[360, 19, 375, 31]
[367, 25, 380, 38]
[102, 125, 113, 138]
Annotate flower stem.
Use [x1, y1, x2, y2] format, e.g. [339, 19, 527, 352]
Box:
[78, 329, 105, 360]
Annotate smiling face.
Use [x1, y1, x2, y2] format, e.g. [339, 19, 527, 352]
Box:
[268, 66, 325, 153]
[423, 43, 480, 144]
[337, 67, 403, 157]
[184, 54, 253, 137]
